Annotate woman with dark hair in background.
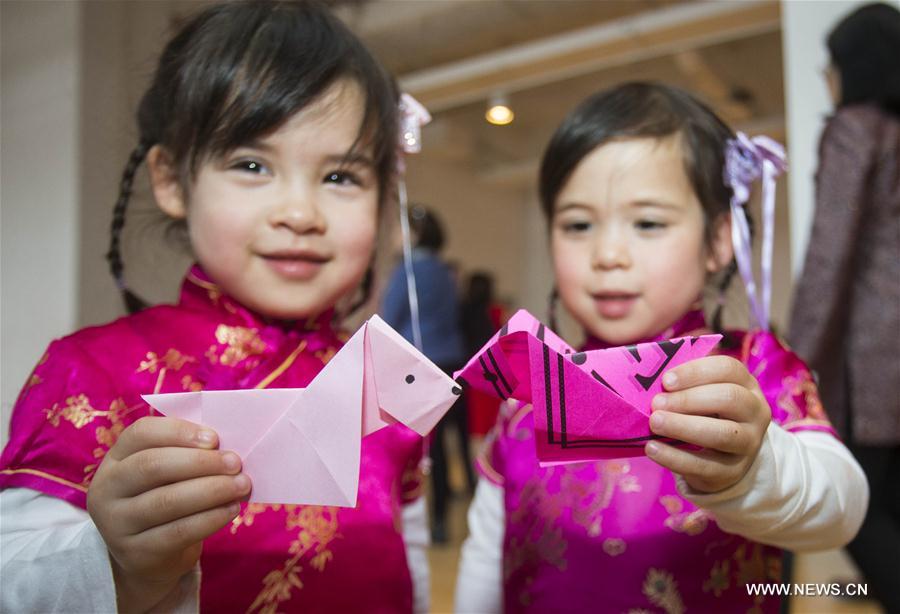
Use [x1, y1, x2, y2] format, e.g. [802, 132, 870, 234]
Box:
[789, 3, 900, 611]
[381, 205, 473, 544]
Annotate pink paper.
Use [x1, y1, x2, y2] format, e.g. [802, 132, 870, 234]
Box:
[455, 310, 721, 465]
[144, 315, 460, 507]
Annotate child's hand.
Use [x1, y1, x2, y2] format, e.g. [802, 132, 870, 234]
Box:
[86, 417, 251, 612]
[645, 356, 771, 494]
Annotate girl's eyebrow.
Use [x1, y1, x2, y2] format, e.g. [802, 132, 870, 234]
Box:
[554, 202, 594, 215]
[326, 152, 375, 167]
[631, 199, 682, 211]
[231, 142, 374, 168]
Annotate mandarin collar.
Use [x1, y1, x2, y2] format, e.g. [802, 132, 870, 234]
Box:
[582, 309, 707, 351]
[179, 264, 336, 340]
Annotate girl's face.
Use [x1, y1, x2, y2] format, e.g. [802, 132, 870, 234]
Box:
[150, 80, 378, 320]
[551, 135, 731, 345]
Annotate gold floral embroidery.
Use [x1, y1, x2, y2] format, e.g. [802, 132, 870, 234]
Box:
[642, 568, 685, 614]
[602, 538, 626, 556]
[734, 543, 772, 586]
[44, 394, 103, 428]
[505, 459, 640, 605]
[138, 349, 195, 373]
[314, 346, 337, 364]
[208, 325, 266, 367]
[702, 543, 780, 605]
[246, 506, 341, 613]
[137, 349, 196, 394]
[181, 375, 203, 392]
[778, 370, 828, 424]
[231, 503, 278, 534]
[659, 494, 709, 536]
[703, 559, 731, 597]
[43, 395, 141, 485]
[24, 351, 47, 392]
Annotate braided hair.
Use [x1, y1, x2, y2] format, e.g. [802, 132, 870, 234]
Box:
[107, 0, 399, 314]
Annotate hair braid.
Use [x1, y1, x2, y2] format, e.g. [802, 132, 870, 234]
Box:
[711, 260, 739, 347]
[106, 141, 151, 313]
[548, 286, 560, 332]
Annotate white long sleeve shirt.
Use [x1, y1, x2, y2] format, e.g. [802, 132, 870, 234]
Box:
[454, 423, 868, 613]
[0, 490, 430, 613]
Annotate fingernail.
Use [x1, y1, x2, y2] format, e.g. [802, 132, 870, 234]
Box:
[646, 441, 660, 457]
[221, 452, 240, 472]
[650, 412, 665, 430]
[663, 372, 677, 388]
[653, 395, 668, 411]
[234, 474, 251, 493]
[196, 430, 216, 446]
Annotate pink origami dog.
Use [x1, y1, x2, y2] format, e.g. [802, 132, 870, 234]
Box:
[144, 315, 460, 507]
[455, 310, 721, 465]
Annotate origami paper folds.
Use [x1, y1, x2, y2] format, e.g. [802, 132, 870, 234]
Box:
[454, 310, 721, 465]
[144, 315, 460, 507]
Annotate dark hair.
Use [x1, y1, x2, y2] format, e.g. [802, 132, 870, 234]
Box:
[464, 272, 494, 306]
[410, 205, 446, 251]
[539, 82, 744, 334]
[827, 2, 900, 116]
[108, 0, 399, 312]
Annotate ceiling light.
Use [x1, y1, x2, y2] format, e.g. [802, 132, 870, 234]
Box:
[485, 94, 514, 125]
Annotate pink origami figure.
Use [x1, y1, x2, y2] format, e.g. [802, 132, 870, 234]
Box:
[455, 310, 721, 465]
[144, 315, 460, 507]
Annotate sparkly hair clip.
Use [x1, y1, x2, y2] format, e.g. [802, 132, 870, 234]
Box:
[395, 93, 432, 351]
[724, 132, 787, 331]
[398, 93, 432, 156]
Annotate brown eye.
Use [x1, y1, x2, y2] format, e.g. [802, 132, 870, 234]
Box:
[230, 159, 269, 175]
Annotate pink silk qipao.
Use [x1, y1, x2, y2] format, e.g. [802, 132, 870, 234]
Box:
[478, 310, 836, 613]
[0, 266, 423, 613]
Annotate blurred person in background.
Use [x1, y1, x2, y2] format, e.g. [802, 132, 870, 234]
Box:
[381, 205, 471, 544]
[789, 4, 900, 611]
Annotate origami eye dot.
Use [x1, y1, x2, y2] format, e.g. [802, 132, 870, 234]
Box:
[571, 352, 587, 365]
[451, 386, 462, 395]
[405, 374, 415, 384]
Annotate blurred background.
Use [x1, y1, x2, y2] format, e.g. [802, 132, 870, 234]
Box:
[2, 1, 894, 612]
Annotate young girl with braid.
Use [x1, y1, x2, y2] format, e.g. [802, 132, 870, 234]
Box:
[455, 82, 869, 613]
[0, 2, 431, 612]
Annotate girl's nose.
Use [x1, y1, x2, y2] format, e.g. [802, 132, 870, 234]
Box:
[592, 234, 631, 270]
[268, 187, 326, 234]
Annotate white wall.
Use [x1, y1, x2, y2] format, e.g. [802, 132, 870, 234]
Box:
[1, 2, 82, 444]
[405, 157, 529, 308]
[781, 0, 899, 278]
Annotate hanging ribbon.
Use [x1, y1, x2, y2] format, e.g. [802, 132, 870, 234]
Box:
[723, 132, 787, 331]
[396, 93, 432, 351]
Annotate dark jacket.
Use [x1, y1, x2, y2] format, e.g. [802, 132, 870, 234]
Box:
[789, 104, 900, 445]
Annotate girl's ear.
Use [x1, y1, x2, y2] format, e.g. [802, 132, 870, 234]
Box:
[706, 213, 734, 273]
[147, 145, 186, 220]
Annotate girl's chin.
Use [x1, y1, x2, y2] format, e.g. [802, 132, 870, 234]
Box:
[583, 318, 656, 345]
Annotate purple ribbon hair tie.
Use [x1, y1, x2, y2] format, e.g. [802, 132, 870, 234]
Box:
[724, 132, 787, 331]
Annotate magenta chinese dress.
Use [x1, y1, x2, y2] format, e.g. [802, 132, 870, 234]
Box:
[0, 266, 423, 613]
[478, 310, 836, 613]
